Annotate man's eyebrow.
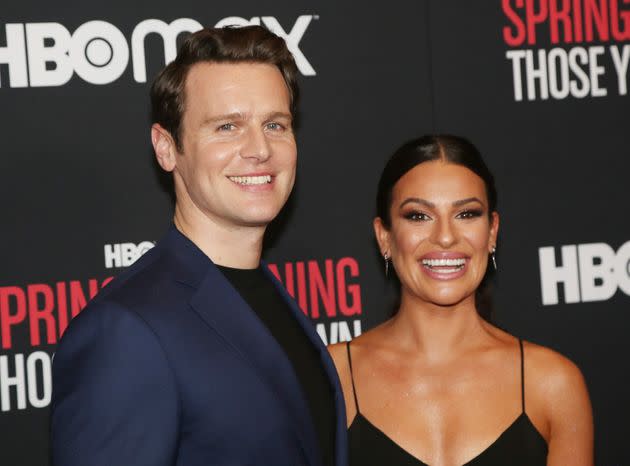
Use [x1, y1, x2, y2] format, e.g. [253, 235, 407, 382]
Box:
[263, 111, 292, 121]
[200, 111, 292, 127]
[200, 112, 245, 126]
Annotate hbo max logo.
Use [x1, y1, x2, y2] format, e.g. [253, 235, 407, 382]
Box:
[0, 15, 316, 88]
[539, 241, 630, 305]
[104, 241, 155, 269]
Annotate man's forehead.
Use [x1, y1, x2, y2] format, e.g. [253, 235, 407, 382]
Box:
[184, 62, 289, 105]
[181, 62, 291, 124]
[185, 61, 284, 87]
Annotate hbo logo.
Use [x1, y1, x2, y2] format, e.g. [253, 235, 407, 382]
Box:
[0, 16, 316, 88]
[104, 241, 155, 269]
[539, 241, 630, 305]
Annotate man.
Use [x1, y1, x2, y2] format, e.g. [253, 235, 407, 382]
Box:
[51, 26, 347, 466]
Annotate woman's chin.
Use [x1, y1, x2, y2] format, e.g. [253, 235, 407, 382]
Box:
[416, 289, 475, 309]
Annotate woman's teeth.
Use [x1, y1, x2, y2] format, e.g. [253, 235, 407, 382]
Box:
[421, 258, 466, 270]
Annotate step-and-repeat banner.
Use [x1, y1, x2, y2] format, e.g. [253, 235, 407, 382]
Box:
[1, 1, 628, 465]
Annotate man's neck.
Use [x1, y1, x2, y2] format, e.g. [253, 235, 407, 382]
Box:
[173, 206, 265, 269]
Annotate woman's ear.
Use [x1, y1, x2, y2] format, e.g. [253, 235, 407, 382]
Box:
[489, 211, 500, 252]
[373, 217, 391, 257]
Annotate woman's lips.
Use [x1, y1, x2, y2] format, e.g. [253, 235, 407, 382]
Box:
[420, 254, 469, 281]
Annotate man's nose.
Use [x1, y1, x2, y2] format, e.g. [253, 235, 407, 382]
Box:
[240, 126, 271, 162]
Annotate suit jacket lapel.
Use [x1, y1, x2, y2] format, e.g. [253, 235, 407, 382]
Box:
[189, 263, 321, 466]
[262, 263, 349, 466]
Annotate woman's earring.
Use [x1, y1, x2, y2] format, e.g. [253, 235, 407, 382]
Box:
[384, 253, 390, 277]
[491, 247, 497, 271]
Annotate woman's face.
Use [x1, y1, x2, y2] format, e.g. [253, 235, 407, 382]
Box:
[374, 160, 499, 308]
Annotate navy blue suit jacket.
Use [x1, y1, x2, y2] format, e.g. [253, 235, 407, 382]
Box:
[51, 226, 348, 466]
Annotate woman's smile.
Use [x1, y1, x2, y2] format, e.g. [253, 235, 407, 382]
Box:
[420, 252, 470, 280]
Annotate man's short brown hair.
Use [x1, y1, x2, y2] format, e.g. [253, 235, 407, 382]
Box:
[150, 26, 300, 151]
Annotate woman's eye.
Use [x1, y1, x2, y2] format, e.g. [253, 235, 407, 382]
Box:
[404, 211, 430, 221]
[457, 209, 483, 219]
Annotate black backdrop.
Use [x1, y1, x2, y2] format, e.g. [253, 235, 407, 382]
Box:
[1, 1, 628, 465]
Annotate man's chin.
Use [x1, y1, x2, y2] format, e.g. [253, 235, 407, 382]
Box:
[233, 211, 282, 229]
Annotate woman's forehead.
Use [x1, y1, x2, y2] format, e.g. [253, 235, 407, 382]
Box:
[392, 161, 488, 204]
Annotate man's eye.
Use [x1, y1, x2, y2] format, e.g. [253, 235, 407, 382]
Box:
[404, 211, 430, 221]
[457, 209, 483, 219]
[218, 123, 236, 131]
[266, 122, 285, 131]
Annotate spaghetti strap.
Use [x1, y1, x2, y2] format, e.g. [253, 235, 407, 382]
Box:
[519, 338, 525, 413]
[346, 341, 361, 413]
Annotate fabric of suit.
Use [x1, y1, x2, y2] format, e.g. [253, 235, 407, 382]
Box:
[51, 226, 348, 466]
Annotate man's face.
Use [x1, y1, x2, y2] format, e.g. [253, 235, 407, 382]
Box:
[158, 62, 297, 230]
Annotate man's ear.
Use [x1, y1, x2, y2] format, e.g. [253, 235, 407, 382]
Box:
[151, 123, 178, 172]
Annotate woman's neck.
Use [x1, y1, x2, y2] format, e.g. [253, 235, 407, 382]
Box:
[386, 292, 491, 362]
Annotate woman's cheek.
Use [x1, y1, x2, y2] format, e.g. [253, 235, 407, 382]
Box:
[396, 227, 425, 254]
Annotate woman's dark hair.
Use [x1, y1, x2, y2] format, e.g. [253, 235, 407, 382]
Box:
[376, 134, 498, 319]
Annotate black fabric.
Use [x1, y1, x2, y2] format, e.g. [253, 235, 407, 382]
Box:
[346, 340, 548, 466]
[217, 264, 336, 466]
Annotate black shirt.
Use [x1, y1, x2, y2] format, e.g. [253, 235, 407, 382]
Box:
[216, 264, 336, 466]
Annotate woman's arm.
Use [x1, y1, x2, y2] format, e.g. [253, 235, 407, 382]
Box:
[535, 346, 594, 466]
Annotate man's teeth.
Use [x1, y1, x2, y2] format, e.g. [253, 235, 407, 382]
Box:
[422, 258, 466, 268]
[229, 175, 272, 185]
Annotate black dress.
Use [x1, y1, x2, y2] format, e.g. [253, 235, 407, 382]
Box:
[347, 339, 548, 466]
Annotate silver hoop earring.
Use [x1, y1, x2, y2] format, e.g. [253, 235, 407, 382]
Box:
[491, 247, 497, 271]
[384, 253, 390, 277]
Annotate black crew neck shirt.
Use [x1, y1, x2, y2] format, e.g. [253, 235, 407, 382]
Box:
[216, 264, 336, 466]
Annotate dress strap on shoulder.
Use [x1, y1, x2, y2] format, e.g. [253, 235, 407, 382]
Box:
[518, 338, 525, 413]
[346, 340, 361, 413]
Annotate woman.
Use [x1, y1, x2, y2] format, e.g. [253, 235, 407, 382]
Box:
[329, 135, 593, 466]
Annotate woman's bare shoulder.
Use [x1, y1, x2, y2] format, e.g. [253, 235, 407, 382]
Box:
[523, 342, 593, 463]
[327, 341, 349, 373]
[327, 324, 392, 424]
[327, 340, 356, 424]
[522, 340, 587, 391]
[327, 326, 381, 372]
[522, 339, 592, 440]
